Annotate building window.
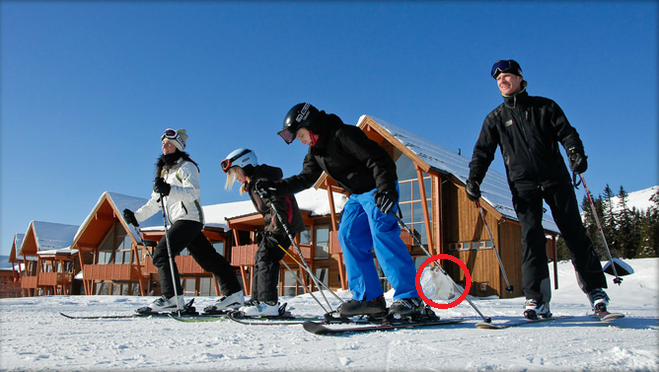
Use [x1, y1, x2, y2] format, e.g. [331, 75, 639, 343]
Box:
[448, 240, 493, 251]
[212, 241, 224, 256]
[198, 277, 213, 296]
[313, 225, 330, 259]
[98, 222, 133, 264]
[396, 155, 432, 245]
[299, 228, 312, 246]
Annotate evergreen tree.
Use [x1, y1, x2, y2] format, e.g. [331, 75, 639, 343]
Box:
[581, 194, 606, 258]
[615, 186, 641, 258]
[601, 184, 620, 257]
[637, 189, 659, 257]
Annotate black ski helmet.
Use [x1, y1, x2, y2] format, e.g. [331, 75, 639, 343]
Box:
[278, 103, 319, 144]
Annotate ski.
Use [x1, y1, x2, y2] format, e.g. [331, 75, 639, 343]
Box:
[302, 318, 465, 335]
[476, 315, 573, 330]
[594, 311, 625, 322]
[227, 311, 324, 325]
[60, 298, 198, 319]
[60, 310, 200, 320]
[168, 313, 231, 323]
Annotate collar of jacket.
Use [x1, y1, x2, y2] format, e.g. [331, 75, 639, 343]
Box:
[502, 89, 529, 108]
[309, 111, 342, 156]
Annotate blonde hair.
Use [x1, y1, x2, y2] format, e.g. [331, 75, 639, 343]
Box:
[225, 167, 250, 195]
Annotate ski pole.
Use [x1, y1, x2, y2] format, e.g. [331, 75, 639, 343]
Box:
[578, 174, 622, 285]
[270, 205, 335, 312]
[475, 200, 513, 293]
[275, 245, 332, 314]
[159, 195, 183, 315]
[275, 241, 344, 304]
[132, 225, 155, 262]
[256, 189, 338, 312]
[390, 211, 492, 323]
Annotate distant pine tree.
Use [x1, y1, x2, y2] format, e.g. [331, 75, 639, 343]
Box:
[637, 189, 659, 257]
[615, 186, 641, 258]
[601, 184, 621, 257]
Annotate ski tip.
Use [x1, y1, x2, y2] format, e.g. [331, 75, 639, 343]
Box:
[597, 312, 625, 322]
[302, 321, 329, 334]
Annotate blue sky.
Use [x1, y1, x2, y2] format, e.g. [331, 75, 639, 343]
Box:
[1, 1, 657, 256]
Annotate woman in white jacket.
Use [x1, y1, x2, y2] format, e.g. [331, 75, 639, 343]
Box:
[123, 128, 243, 313]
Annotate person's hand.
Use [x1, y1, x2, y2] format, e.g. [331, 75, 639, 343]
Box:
[254, 180, 279, 197]
[122, 209, 139, 227]
[465, 180, 481, 202]
[153, 177, 171, 196]
[374, 190, 397, 214]
[568, 147, 588, 174]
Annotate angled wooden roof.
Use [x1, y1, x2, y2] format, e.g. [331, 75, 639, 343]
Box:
[19, 221, 79, 257]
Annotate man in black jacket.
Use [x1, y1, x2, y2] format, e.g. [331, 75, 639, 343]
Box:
[466, 60, 609, 319]
[264, 103, 424, 319]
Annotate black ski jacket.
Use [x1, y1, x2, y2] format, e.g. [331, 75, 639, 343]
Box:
[279, 111, 397, 196]
[468, 90, 584, 189]
[246, 164, 305, 236]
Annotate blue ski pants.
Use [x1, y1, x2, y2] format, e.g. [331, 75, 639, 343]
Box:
[338, 187, 419, 302]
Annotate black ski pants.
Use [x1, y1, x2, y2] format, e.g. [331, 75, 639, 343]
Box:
[251, 232, 290, 303]
[152, 220, 242, 299]
[511, 181, 606, 304]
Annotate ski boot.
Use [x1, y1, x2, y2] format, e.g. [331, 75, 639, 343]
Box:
[335, 296, 387, 322]
[136, 295, 193, 315]
[203, 290, 244, 314]
[239, 300, 281, 317]
[386, 298, 426, 322]
[588, 288, 610, 315]
[523, 299, 551, 320]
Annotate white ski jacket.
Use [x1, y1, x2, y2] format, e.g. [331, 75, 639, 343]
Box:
[134, 158, 205, 225]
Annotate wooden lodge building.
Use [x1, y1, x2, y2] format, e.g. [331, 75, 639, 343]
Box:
[13, 221, 80, 297]
[5, 114, 561, 300]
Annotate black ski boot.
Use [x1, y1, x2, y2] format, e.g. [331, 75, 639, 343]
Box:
[337, 296, 387, 319]
[387, 298, 426, 321]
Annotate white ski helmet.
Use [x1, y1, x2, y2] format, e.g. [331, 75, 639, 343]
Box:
[221, 148, 258, 173]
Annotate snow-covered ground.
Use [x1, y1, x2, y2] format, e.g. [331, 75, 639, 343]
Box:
[1, 258, 657, 371]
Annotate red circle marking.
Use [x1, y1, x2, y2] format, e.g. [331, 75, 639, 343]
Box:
[415, 254, 471, 309]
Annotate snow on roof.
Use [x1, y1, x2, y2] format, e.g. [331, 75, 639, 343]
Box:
[203, 188, 348, 228]
[362, 115, 559, 233]
[78, 192, 170, 240]
[13, 234, 25, 249]
[0, 255, 13, 270]
[25, 221, 79, 253]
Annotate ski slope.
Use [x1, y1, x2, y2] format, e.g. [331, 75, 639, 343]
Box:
[1, 258, 657, 371]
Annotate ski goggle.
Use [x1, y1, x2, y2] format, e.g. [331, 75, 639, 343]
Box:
[220, 148, 251, 172]
[491, 60, 522, 79]
[161, 128, 179, 141]
[277, 128, 296, 144]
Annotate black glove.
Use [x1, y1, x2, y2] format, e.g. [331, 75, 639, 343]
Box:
[374, 190, 397, 215]
[254, 180, 280, 198]
[465, 179, 481, 202]
[568, 147, 588, 174]
[123, 209, 139, 227]
[153, 177, 171, 196]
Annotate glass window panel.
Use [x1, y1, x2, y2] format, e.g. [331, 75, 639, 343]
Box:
[313, 225, 330, 259]
[395, 155, 417, 180]
[299, 229, 312, 245]
[212, 242, 224, 256]
[413, 202, 425, 221]
[398, 203, 412, 222]
[184, 279, 196, 296]
[399, 181, 412, 202]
